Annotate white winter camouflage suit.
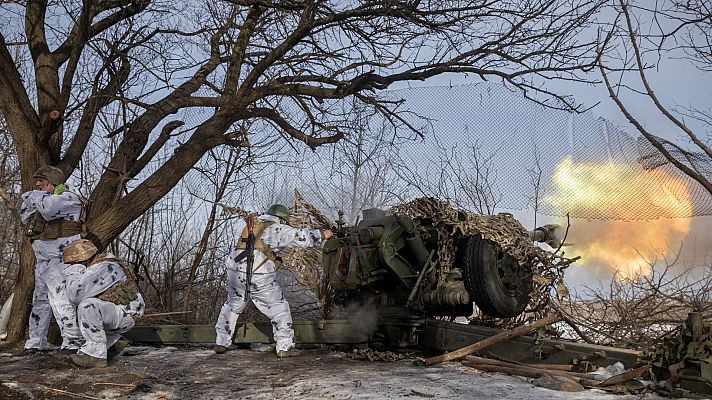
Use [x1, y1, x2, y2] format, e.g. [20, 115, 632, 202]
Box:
[64, 256, 145, 359]
[215, 214, 324, 352]
[20, 189, 83, 351]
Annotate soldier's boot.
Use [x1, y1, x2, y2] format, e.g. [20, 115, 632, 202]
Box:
[214, 345, 228, 354]
[107, 338, 130, 360]
[55, 348, 79, 355]
[18, 348, 39, 356]
[276, 348, 301, 359]
[70, 352, 107, 368]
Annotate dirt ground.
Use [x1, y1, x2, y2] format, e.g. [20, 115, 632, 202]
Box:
[0, 342, 681, 400]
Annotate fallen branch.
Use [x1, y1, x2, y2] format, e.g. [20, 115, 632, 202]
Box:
[550, 302, 595, 344]
[482, 352, 575, 371]
[46, 387, 101, 400]
[424, 313, 561, 366]
[461, 362, 592, 391]
[465, 356, 596, 379]
[525, 363, 574, 372]
[462, 361, 599, 388]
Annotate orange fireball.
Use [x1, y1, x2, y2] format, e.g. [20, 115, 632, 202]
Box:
[545, 157, 692, 279]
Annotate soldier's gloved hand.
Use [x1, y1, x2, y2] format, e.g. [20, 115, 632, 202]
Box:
[37, 181, 54, 193]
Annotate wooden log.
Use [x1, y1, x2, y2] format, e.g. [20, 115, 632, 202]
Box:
[461, 362, 585, 392]
[465, 356, 598, 380]
[424, 313, 561, 366]
[524, 363, 573, 371]
[462, 361, 598, 388]
[478, 353, 575, 371]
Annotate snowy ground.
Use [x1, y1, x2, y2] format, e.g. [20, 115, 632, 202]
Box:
[0, 344, 682, 399]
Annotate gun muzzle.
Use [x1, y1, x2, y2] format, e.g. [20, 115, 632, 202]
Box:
[529, 224, 562, 248]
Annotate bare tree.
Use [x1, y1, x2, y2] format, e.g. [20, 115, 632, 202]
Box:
[180, 147, 248, 313]
[0, 118, 21, 302]
[598, 0, 712, 195]
[0, 0, 607, 341]
[396, 136, 503, 215]
[304, 109, 408, 224]
[560, 248, 712, 349]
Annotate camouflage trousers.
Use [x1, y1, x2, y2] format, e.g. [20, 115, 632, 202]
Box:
[25, 235, 82, 350]
[215, 267, 294, 352]
[76, 298, 136, 359]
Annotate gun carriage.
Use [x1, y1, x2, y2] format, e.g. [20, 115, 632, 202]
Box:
[323, 202, 560, 320]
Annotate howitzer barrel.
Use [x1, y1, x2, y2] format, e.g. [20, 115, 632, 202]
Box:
[529, 224, 561, 248]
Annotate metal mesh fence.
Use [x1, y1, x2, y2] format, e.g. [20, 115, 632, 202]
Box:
[281, 83, 710, 221]
[125, 82, 712, 321]
[170, 82, 712, 222]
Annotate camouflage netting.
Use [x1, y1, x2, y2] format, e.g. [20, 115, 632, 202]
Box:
[350, 348, 413, 362]
[391, 197, 575, 323]
[640, 320, 712, 383]
[282, 189, 336, 319]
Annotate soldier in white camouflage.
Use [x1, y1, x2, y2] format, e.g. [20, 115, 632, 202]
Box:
[214, 204, 332, 358]
[61, 239, 145, 368]
[20, 166, 83, 354]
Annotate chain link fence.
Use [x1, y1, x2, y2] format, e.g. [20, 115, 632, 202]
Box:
[176, 83, 709, 222]
[164, 83, 711, 321]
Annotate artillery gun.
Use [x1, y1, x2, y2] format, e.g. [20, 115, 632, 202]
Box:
[323, 206, 560, 319]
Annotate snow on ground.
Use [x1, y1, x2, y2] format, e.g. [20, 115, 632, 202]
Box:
[0, 344, 684, 399]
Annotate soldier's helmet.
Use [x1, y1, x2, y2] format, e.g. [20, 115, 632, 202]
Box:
[33, 166, 65, 186]
[63, 239, 98, 264]
[266, 204, 290, 223]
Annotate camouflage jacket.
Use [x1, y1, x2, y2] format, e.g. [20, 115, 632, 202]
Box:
[64, 254, 144, 315]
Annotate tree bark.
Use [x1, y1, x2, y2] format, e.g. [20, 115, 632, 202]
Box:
[5, 128, 52, 343]
[7, 238, 35, 343]
[181, 203, 218, 314]
[86, 119, 229, 246]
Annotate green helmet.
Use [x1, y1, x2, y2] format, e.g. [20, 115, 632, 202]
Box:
[33, 165, 65, 186]
[266, 204, 290, 223]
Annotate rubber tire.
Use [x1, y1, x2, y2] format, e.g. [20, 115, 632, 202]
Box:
[461, 235, 532, 318]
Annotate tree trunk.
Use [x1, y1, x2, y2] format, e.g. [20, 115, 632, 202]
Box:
[181, 204, 217, 313]
[6, 238, 35, 343]
[85, 121, 228, 246]
[6, 141, 51, 343]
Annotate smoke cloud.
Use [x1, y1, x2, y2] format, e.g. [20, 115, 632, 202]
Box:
[562, 216, 712, 289]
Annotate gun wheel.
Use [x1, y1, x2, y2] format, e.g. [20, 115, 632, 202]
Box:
[460, 235, 532, 318]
